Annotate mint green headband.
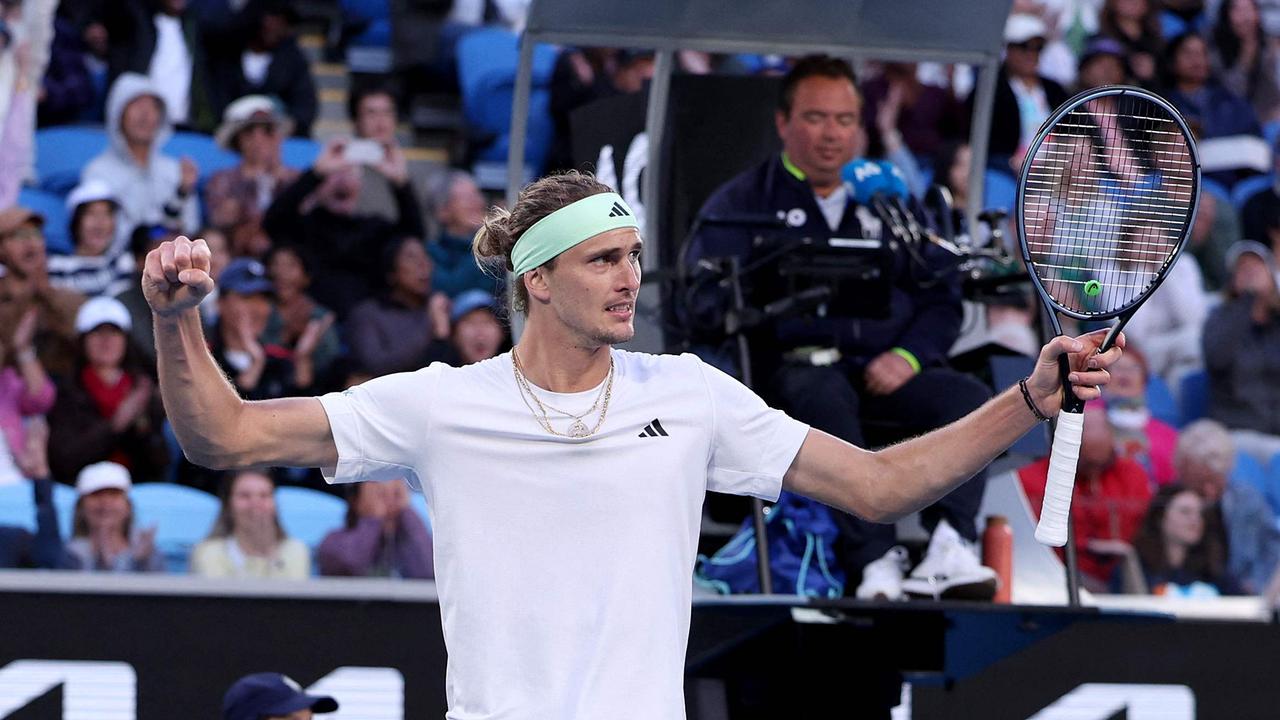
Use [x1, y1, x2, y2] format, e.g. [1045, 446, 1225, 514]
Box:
[511, 192, 639, 276]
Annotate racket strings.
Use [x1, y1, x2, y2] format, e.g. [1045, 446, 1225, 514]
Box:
[1022, 93, 1195, 316]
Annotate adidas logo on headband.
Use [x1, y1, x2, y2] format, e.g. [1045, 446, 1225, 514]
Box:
[608, 202, 630, 218]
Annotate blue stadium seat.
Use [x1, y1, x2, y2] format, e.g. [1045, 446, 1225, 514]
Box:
[1201, 177, 1231, 204]
[131, 483, 220, 573]
[162, 131, 239, 178]
[1232, 451, 1268, 500]
[0, 481, 74, 538]
[456, 28, 558, 175]
[1230, 173, 1273, 212]
[341, 0, 392, 72]
[1264, 120, 1280, 152]
[1179, 369, 1209, 427]
[983, 168, 1018, 213]
[52, 482, 76, 538]
[1146, 373, 1180, 427]
[281, 137, 321, 170]
[0, 483, 36, 532]
[35, 125, 108, 196]
[409, 491, 433, 533]
[275, 485, 346, 548]
[1267, 453, 1280, 518]
[18, 187, 72, 254]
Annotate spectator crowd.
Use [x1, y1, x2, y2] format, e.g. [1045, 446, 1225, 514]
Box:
[1, 0, 1279, 603]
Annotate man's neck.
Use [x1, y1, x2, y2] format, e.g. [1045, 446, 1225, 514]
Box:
[514, 322, 612, 393]
[127, 142, 151, 167]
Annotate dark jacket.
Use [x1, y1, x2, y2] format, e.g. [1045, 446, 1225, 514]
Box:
[39, 18, 98, 127]
[1203, 294, 1280, 436]
[974, 65, 1069, 159]
[429, 231, 500, 299]
[686, 154, 963, 377]
[0, 479, 73, 570]
[206, 36, 317, 136]
[104, 0, 215, 131]
[263, 171, 425, 318]
[47, 369, 169, 486]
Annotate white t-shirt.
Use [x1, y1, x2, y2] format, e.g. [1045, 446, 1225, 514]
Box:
[318, 349, 809, 720]
[148, 15, 191, 124]
[814, 183, 849, 231]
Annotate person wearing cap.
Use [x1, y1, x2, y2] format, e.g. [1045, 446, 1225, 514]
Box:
[345, 237, 450, 377]
[1076, 36, 1132, 91]
[445, 289, 505, 367]
[1203, 240, 1280, 467]
[0, 206, 85, 378]
[206, 0, 316, 137]
[48, 296, 168, 487]
[212, 257, 330, 400]
[82, 73, 201, 241]
[143, 170, 1122, 718]
[205, 94, 300, 259]
[65, 461, 163, 572]
[47, 180, 137, 298]
[977, 13, 1069, 167]
[222, 672, 337, 720]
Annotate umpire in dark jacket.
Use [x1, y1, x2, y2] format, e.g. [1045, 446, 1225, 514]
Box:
[685, 56, 992, 596]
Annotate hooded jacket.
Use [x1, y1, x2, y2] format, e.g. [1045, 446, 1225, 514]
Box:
[81, 73, 200, 243]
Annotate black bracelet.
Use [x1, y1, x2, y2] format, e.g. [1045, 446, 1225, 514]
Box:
[1019, 377, 1050, 422]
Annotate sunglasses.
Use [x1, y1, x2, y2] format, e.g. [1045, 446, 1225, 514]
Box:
[1011, 39, 1046, 53]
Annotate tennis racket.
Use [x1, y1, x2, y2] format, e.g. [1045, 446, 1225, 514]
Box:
[1016, 86, 1200, 547]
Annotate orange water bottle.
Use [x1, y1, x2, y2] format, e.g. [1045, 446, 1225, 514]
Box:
[982, 515, 1013, 604]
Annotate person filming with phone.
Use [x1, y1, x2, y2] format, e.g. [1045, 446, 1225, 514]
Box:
[262, 135, 423, 318]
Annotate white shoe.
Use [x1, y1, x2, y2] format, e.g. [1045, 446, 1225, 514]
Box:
[901, 519, 998, 600]
[855, 546, 910, 601]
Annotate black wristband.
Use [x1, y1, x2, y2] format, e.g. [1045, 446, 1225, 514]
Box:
[1019, 377, 1050, 422]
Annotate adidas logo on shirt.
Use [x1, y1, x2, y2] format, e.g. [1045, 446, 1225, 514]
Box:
[637, 419, 669, 438]
[608, 201, 631, 218]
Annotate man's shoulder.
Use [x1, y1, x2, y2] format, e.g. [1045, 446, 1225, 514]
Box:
[615, 349, 706, 384]
[702, 156, 782, 209]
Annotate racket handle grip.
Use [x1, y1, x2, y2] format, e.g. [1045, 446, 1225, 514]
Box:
[1035, 409, 1085, 547]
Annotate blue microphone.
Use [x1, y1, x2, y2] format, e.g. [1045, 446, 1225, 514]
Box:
[845, 158, 888, 204]
[877, 160, 911, 200]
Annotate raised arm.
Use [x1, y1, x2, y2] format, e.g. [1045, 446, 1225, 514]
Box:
[784, 331, 1123, 522]
[144, 236, 337, 470]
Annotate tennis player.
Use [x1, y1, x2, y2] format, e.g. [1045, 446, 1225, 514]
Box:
[145, 171, 1121, 719]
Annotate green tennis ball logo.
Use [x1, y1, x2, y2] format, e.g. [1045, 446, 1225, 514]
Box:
[1084, 280, 1102, 297]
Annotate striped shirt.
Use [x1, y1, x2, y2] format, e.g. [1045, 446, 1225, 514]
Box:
[47, 251, 136, 299]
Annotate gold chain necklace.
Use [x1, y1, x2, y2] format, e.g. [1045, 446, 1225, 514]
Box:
[511, 348, 614, 438]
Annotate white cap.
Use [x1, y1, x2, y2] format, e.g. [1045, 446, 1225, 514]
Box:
[65, 179, 118, 213]
[76, 461, 132, 496]
[75, 296, 133, 334]
[1004, 13, 1048, 45]
[214, 94, 295, 149]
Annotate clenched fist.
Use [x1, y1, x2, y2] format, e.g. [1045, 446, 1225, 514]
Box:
[142, 236, 216, 317]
